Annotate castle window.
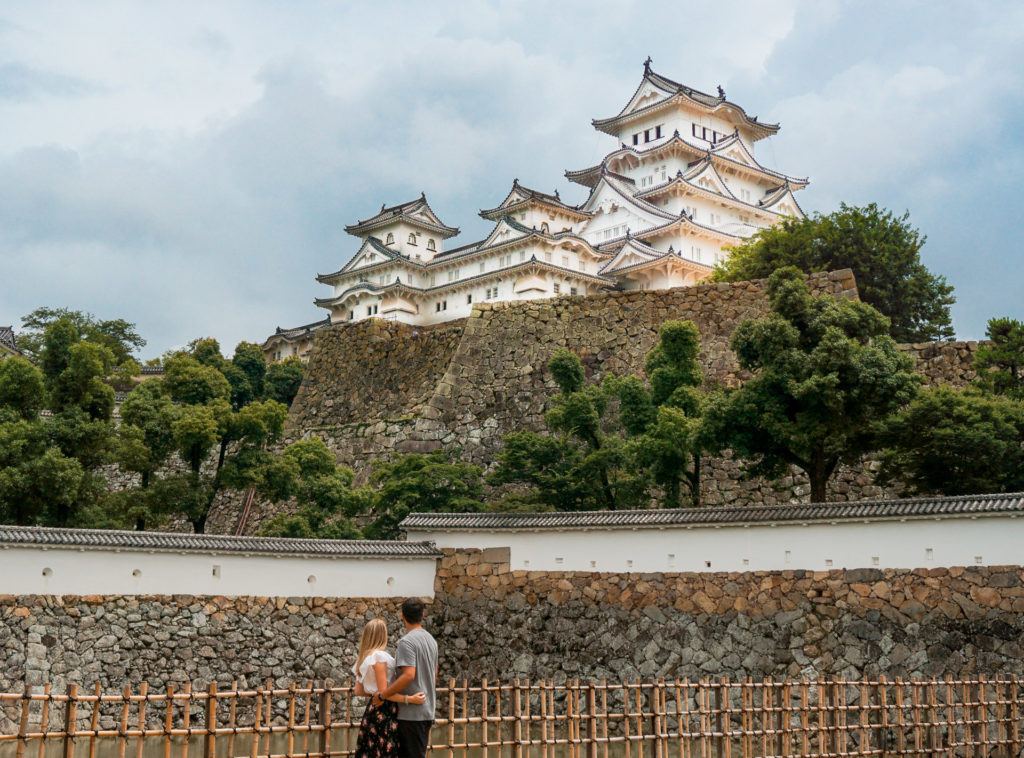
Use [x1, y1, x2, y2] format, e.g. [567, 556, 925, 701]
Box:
[430, 274, 436, 286]
[570, 287, 578, 296]
[553, 283, 561, 294]
[466, 294, 472, 305]
[367, 304, 378, 316]
[408, 234, 417, 246]
[540, 222, 549, 233]
[632, 133, 640, 146]
[385, 233, 394, 245]
[427, 239, 436, 252]
[561, 255, 569, 267]
[435, 300, 447, 312]
[519, 250, 526, 262]
[655, 124, 663, 139]
[348, 310, 354, 320]
[544, 251, 552, 263]
[448, 270, 457, 282]
[479, 262, 485, 273]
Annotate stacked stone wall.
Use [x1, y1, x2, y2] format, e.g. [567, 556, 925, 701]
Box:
[276, 271, 981, 512]
[3, 550, 1024, 701]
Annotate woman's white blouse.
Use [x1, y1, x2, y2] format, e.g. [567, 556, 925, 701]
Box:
[353, 650, 395, 694]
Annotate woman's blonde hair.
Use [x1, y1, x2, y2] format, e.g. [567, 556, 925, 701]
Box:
[356, 618, 389, 674]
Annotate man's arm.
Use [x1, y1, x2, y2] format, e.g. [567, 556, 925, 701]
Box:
[374, 665, 416, 704]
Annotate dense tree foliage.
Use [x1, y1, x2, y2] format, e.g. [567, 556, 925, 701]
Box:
[490, 350, 646, 511]
[879, 386, 1024, 496]
[974, 318, 1024, 400]
[19, 307, 145, 365]
[714, 203, 955, 342]
[703, 267, 921, 503]
[614, 320, 706, 508]
[0, 318, 118, 526]
[263, 357, 305, 406]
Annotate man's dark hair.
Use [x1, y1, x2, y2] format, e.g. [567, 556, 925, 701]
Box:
[401, 598, 425, 624]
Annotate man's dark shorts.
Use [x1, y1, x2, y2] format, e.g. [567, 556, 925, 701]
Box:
[397, 719, 432, 758]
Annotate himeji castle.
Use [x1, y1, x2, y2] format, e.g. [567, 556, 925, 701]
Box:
[262, 60, 807, 360]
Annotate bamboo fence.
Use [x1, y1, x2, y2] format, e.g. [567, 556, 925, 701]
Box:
[0, 676, 1021, 758]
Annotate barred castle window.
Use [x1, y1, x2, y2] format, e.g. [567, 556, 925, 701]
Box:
[385, 233, 394, 244]
[427, 239, 436, 252]
[408, 234, 417, 245]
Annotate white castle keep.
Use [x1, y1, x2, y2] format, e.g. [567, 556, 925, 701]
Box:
[262, 60, 807, 362]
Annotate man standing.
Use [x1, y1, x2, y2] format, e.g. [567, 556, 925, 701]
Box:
[374, 598, 438, 758]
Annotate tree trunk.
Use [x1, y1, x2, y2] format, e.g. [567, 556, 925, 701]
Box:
[191, 514, 207, 534]
[664, 476, 680, 509]
[689, 454, 702, 509]
[599, 468, 616, 510]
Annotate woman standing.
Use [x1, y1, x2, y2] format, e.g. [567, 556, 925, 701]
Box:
[352, 619, 426, 758]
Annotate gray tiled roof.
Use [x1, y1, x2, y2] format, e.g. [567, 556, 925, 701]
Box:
[0, 326, 20, 354]
[401, 492, 1024, 531]
[0, 525, 442, 558]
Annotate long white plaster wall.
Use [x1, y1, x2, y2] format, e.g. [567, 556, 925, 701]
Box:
[0, 547, 438, 597]
[408, 515, 1024, 573]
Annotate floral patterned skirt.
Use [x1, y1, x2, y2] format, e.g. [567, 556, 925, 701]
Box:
[355, 700, 399, 758]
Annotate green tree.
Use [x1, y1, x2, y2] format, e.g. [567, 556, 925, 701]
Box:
[0, 358, 90, 525]
[614, 320, 705, 508]
[365, 451, 485, 539]
[704, 267, 921, 503]
[0, 357, 46, 419]
[233, 342, 267, 398]
[258, 438, 367, 539]
[879, 386, 1024, 495]
[263, 357, 304, 406]
[490, 350, 647, 511]
[714, 203, 955, 342]
[974, 317, 1024, 400]
[19, 307, 144, 365]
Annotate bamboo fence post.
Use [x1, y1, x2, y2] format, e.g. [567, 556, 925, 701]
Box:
[344, 684, 353, 757]
[538, 680, 546, 758]
[780, 681, 791, 758]
[857, 681, 869, 758]
[137, 682, 150, 758]
[205, 682, 219, 758]
[251, 685, 263, 758]
[995, 677, 1007, 755]
[834, 680, 846, 758]
[300, 680, 312, 756]
[964, 679, 975, 758]
[461, 679, 469, 758]
[653, 680, 665, 758]
[927, 679, 939, 756]
[714, 678, 727, 758]
[318, 685, 333, 758]
[445, 678, 456, 758]
[798, 680, 809, 758]
[567, 682, 577, 758]
[601, 680, 610, 758]
[285, 683, 296, 758]
[674, 680, 686, 758]
[1010, 676, 1020, 758]
[577, 680, 585, 758]
[525, 678, 534, 758]
[588, 683, 598, 758]
[815, 676, 827, 758]
[893, 677, 905, 757]
[481, 678, 490, 758]
[88, 682, 102, 758]
[878, 676, 889, 758]
[698, 680, 709, 758]
[118, 684, 132, 758]
[635, 682, 646, 758]
[181, 682, 192, 758]
[261, 679, 272, 758]
[945, 675, 955, 757]
[164, 685, 175, 758]
[979, 675, 990, 752]
[225, 681, 238, 758]
[63, 683, 79, 758]
[37, 683, 53, 758]
[624, 684, 633, 758]
[911, 679, 923, 756]
[15, 683, 31, 758]
[513, 679, 524, 758]
[760, 678, 770, 758]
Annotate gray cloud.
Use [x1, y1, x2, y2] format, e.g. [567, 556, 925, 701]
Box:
[0, 62, 99, 100]
[0, 0, 1021, 358]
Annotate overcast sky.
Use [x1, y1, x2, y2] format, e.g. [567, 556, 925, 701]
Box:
[2, 1, 1022, 358]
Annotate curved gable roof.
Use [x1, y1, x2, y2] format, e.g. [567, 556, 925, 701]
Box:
[345, 194, 460, 238]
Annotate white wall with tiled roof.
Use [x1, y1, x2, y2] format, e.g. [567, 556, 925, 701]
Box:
[407, 509, 1024, 574]
[0, 542, 439, 597]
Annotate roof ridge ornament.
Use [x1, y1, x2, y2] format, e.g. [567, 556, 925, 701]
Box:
[673, 128, 680, 138]
[643, 56, 652, 74]
[717, 84, 726, 99]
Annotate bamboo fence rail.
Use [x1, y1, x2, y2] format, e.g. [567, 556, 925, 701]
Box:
[0, 677, 1021, 758]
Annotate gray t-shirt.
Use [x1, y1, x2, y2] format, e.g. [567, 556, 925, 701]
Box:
[395, 627, 438, 721]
